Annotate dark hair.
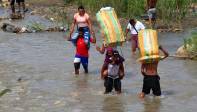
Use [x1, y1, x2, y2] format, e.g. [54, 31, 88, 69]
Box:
[78, 27, 84, 33]
[129, 19, 135, 25]
[113, 50, 119, 56]
[78, 5, 85, 10]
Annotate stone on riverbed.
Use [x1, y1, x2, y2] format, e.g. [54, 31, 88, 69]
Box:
[175, 45, 197, 59]
[175, 45, 190, 58]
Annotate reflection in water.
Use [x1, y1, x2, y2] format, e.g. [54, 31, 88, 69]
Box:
[184, 61, 197, 78]
[143, 98, 161, 112]
[102, 96, 125, 112]
[75, 75, 89, 91]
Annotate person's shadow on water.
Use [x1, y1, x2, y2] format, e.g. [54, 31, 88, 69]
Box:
[102, 96, 125, 112]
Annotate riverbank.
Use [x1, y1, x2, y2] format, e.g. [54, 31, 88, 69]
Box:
[1, 0, 197, 32]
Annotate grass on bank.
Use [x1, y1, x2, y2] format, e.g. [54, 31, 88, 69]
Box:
[63, 0, 196, 26]
[184, 32, 197, 57]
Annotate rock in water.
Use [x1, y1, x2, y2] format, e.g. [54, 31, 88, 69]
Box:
[175, 45, 190, 57]
[10, 13, 23, 19]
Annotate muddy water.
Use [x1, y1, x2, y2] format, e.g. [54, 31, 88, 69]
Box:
[0, 11, 197, 112]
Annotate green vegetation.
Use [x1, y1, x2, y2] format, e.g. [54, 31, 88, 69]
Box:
[0, 89, 11, 97]
[27, 22, 46, 32]
[157, 0, 192, 25]
[63, 0, 196, 25]
[184, 32, 197, 58]
[48, 6, 69, 27]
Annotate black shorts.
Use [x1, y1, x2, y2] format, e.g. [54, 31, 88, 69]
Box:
[142, 75, 161, 96]
[104, 77, 121, 93]
[10, 0, 25, 5]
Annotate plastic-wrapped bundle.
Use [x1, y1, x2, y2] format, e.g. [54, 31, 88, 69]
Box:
[96, 7, 125, 47]
[138, 29, 161, 63]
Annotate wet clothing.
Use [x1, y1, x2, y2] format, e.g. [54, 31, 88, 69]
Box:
[74, 36, 93, 73]
[104, 77, 121, 93]
[142, 75, 161, 96]
[74, 55, 88, 73]
[104, 56, 124, 93]
[75, 36, 93, 57]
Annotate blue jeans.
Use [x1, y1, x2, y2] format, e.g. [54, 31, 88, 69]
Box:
[71, 27, 90, 47]
[74, 55, 89, 73]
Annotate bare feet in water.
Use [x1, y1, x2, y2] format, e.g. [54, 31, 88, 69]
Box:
[138, 92, 145, 99]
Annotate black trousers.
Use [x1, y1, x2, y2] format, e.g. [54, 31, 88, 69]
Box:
[10, 0, 24, 5]
[104, 77, 121, 93]
[142, 75, 161, 96]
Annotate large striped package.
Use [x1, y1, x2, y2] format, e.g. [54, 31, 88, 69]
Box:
[96, 7, 125, 47]
[138, 29, 162, 63]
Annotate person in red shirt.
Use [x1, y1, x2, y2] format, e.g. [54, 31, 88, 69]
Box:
[74, 27, 96, 75]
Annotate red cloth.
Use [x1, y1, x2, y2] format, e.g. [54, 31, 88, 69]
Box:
[131, 34, 138, 48]
[76, 36, 93, 57]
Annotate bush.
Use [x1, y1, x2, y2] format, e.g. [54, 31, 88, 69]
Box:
[184, 32, 197, 54]
[63, 0, 196, 25]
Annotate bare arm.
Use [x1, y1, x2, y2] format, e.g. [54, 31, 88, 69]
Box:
[69, 19, 76, 40]
[159, 45, 169, 60]
[101, 64, 108, 79]
[87, 18, 95, 38]
[96, 44, 105, 54]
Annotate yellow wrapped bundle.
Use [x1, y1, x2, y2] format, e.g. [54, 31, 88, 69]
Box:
[138, 29, 161, 63]
[96, 7, 125, 46]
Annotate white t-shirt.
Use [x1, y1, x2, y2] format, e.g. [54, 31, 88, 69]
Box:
[127, 21, 145, 35]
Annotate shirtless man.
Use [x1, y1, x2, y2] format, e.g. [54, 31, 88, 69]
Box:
[139, 45, 169, 98]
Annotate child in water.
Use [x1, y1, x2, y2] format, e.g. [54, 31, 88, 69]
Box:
[139, 45, 169, 98]
[101, 50, 125, 94]
[73, 27, 96, 75]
